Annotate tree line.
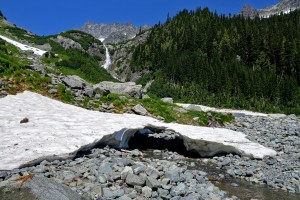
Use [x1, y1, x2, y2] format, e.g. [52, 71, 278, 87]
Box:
[132, 8, 300, 114]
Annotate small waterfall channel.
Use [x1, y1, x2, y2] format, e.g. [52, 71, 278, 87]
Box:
[102, 44, 111, 69]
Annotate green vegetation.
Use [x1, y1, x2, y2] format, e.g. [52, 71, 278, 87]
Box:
[56, 48, 115, 83]
[56, 84, 74, 104]
[0, 38, 51, 94]
[90, 93, 233, 126]
[0, 24, 116, 84]
[132, 8, 300, 115]
[60, 30, 102, 50]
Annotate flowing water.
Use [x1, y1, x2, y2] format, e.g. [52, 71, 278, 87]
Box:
[143, 150, 300, 200]
[103, 44, 111, 69]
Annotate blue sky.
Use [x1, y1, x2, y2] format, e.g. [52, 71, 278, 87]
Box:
[0, 0, 279, 36]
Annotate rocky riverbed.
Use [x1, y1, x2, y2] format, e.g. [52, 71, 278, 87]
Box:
[0, 147, 237, 200]
[0, 113, 300, 199]
[211, 114, 300, 194]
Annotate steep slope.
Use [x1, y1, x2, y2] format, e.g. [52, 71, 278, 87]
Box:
[241, 0, 300, 18]
[108, 30, 151, 81]
[80, 22, 151, 43]
[131, 8, 300, 114]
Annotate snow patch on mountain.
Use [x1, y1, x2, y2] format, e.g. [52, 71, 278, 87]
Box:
[0, 35, 46, 56]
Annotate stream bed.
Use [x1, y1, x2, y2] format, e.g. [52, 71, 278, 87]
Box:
[143, 149, 300, 200]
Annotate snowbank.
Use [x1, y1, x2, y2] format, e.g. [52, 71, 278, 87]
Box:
[0, 35, 46, 56]
[177, 103, 270, 117]
[0, 91, 276, 170]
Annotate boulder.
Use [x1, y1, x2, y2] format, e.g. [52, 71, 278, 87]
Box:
[62, 75, 87, 89]
[132, 104, 148, 116]
[161, 97, 173, 104]
[125, 173, 145, 187]
[93, 81, 142, 98]
[0, 176, 84, 200]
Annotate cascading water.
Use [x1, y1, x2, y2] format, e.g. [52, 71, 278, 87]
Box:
[103, 44, 111, 69]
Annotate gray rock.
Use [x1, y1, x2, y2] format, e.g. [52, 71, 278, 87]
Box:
[62, 75, 87, 89]
[103, 188, 124, 199]
[84, 87, 94, 98]
[98, 162, 113, 174]
[125, 173, 146, 187]
[146, 177, 162, 190]
[48, 89, 58, 94]
[132, 104, 148, 116]
[164, 170, 180, 182]
[142, 186, 152, 198]
[93, 81, 142, 98]
[161, 97, 173, 104]
[121, 166, 133, 180]
[157, 188, 169, 197]
[0, 176, 84, 200]
[52, 36, 83, 50]
[170, 183, 186, 197]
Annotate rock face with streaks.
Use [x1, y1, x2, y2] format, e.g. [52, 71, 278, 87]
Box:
[241, 0, 300, 18]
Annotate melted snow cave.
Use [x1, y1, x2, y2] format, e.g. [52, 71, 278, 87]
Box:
[76, 126, 242, 159]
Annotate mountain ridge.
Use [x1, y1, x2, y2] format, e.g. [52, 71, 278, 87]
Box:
[241, 0, 300, 18]
[80, 22, 151, 44]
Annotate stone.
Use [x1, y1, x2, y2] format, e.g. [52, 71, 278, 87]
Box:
[146, 177, 162, 190]
[98, 162, 113, 174]
[62, 75, 87, 89]
[20, 118, 29, 124]
[48, 89, 58, 94]
[84, 87, 94, 98]
[157, 188, 169, 197]
[93, 81, 142, 99]
[142, 186, 152, 198]
[0, 176, 84, 200]
[121, 166, 133, 180]
[103, 188, 124, 199]
[125, 173, 146, 187]
[170, 183, 186, 197]
[164, 170, 180, 182]
[131, 149, 142, 157]
[161, 97, 173, 104]
[132, 104, 148, 116]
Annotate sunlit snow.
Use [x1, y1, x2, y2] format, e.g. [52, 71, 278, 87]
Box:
[0, 35, 46, 56]
[0, 91, 276, 170]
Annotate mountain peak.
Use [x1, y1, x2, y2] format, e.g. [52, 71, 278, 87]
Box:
[80, 22, 150, 44]
[241, 0, 300, 18]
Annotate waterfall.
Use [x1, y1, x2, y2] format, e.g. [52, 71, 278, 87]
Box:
[103, 44, 111, 69]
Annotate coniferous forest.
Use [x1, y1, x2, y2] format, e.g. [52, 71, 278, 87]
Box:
[131, 8, 300, 114]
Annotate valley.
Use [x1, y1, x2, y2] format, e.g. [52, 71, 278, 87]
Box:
[0, 0, 300, 199]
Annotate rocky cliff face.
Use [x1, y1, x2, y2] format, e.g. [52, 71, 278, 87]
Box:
[80, 22, 151, 44]
[241, 0, 300, 18]
[108, 30, 151, 82]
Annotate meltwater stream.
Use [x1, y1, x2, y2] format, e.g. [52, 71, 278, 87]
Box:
[143, 150, 300, 200]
